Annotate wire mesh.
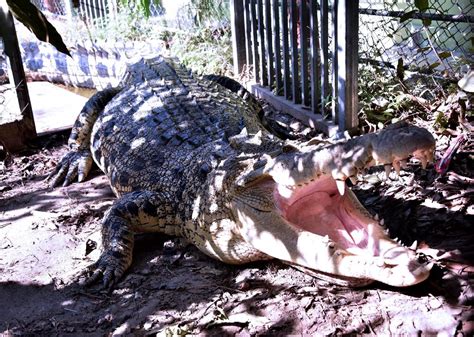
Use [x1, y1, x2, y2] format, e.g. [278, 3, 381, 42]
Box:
[30, 0, 69, 16]
[359, 0, 473, 74]
[3, 0, 472, 93]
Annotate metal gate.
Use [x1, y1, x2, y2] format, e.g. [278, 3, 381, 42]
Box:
[231, 0, 360, 136]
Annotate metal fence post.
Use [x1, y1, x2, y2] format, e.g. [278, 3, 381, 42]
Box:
[231, 0, 247, 75]
[64, 0, 74, 23]
[336, 0, 359, 132]
[0, 0, 37, 145]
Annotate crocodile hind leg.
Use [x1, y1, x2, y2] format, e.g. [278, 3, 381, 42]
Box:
[48, 87, 120, 187]
[79, 190, 179, 289]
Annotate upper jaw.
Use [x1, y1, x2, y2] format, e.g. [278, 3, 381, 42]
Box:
[264, 122, 436, 194]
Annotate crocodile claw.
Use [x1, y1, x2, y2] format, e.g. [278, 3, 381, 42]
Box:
[47, 150, 93, 187]
[77, 250, 131, 290]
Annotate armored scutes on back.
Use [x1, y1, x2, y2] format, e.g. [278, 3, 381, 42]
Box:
[49, 56, 436, 288]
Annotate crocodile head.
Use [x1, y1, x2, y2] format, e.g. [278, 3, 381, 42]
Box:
[231, 123, 436, 287]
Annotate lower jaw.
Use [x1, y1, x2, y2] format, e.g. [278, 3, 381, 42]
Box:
[287, 262, 376, 287]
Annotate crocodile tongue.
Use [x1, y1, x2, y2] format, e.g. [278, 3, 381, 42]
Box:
[275, 176, 380, 256]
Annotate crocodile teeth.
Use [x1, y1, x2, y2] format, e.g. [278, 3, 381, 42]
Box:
[384, 164, 392, 180]
[367, 224, 377, 254]
[393, 161, 401, 176]
[420, 157, 428, 169]
[335, 179, 346, 196]
[409, 240, 418, 250]
[278, 184, 294, 198]
[400, 159, 408, 169]
[374, 213, 379, 221]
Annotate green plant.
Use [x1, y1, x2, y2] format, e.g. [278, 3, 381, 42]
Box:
[169, 26, 233, 76]
[358, 64, 420, 128]
[185, 0, 230, 27]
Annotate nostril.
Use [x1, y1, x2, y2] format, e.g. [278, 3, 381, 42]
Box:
[416, 253, 429, 264]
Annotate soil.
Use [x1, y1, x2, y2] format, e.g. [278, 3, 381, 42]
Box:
[0, 116, 473, 335]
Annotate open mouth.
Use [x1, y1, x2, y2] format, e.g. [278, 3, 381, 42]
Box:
[274, 176, 380, 257]
[232, 123, 436, 286]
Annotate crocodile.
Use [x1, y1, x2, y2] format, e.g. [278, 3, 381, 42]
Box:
[49, 56, 436, 288]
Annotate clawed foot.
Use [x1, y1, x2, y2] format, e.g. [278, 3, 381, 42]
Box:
[75, 250, 132, 291]
[47, 149, 93, 187]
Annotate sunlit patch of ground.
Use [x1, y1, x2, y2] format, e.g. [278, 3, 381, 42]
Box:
[0, 127, 472, 335]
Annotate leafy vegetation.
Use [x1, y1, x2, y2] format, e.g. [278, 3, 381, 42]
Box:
[358, 64, 425, 129]
[64, 3, 163, 42]
[167, 26, 233, 76]
[117, 0, 162, 18]
[186, 0, 230, 27]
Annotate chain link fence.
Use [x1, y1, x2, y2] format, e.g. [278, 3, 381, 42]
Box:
[23, 1, 474, 77]
[30, 0, 69, 16]
[359, 0, 473, 75]
[1, 1, 170, 90]
[2, 0, 472, 89]
[30, 0, 175, 25]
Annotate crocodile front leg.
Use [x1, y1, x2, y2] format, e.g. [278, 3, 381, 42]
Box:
[79, 190, 179, 289]
[48, 87, 120, 187]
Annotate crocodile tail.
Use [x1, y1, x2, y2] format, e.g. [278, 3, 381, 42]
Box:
[202, 75, 297, 140]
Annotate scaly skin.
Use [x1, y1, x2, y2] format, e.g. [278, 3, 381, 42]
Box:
[49, 56, 436, 288]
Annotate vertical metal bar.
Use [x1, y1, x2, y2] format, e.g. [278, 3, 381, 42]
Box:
[331, 0, 338, 122]
[64, 0, 73, 23]
[100, 0, 107, 25]
[95, 0, 100, 20]
[250, 0, 260, 83]
[310, 0, 320, 113]
[79, 0, 84, 19]
[265, 0, 274, 88]
[299, 0, 310, 106]
[78, 0, 83, 18]
[244, 0, 253, 67]
[272, 0, 282, 95]
[289, 0, 300, 103]
[320, 0, 329, 117]
[281, 0, 291, 99]
[95, 0, 103, 19]
[257, 0, 267, 86]
[97, 0, 103, 26]
[0, 1, 36, 138]
[98, 0, 103, 21]
[84, 0, 91, 22]
[231, 0, 247, 75]
[91, 0, 97, 20]
[100, 0, 106, 16]
[336, 0, 359, 131]
[92, 0, 97, 23]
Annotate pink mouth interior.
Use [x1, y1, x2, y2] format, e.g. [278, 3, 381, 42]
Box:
[274, 177, 379, 255]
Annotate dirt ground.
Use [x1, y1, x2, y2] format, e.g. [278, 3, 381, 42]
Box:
[0, 116, 473, 335]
